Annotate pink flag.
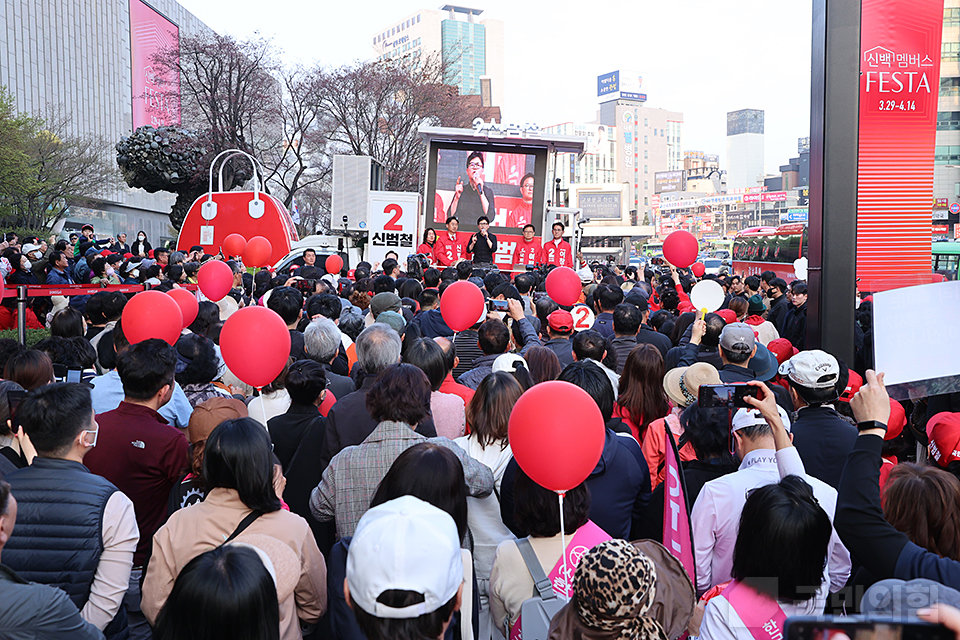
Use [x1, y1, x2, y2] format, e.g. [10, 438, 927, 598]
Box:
[663, 427, 697, 586]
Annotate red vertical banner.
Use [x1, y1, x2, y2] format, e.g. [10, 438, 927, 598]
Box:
[857, 0, 944, 291]
[130, 0, 180, 129]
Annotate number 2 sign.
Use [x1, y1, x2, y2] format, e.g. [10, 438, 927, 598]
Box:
[367, 191, 420, 266]
[571, 304, 595, 332]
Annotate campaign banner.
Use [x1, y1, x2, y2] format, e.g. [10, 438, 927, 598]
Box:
[856, 0, 943, 288]
[663, 427, 696, 586]
[368, 192, 419, 266]
[129, 0, 180, 129]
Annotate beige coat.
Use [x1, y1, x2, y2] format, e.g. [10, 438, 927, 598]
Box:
[141, 488, 327, 640]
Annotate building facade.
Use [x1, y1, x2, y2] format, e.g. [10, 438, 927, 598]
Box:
[725, 108, 765, 191]
[0, 0, 214, 243]
[934, 1, 960, 240]
[372, 6, 504, 108]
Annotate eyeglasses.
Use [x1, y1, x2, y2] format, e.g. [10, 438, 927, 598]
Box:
[468, 162, 483, 169]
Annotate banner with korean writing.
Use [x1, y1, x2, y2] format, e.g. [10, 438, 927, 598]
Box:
[368, 192, 419, 266]
[857, 0, 943, 290]
[129, 0, 180, 128]
[663, 427, 696, 586]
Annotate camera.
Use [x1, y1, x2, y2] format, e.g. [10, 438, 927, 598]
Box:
[698, 384, 759, 409]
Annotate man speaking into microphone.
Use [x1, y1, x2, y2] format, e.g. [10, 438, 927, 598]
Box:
[447, 151, 497, 223]
[467, 216, 498, 267]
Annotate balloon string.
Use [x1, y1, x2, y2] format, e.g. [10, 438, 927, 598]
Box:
[558, 490, 569, 600]
[257, 387, 267, 427]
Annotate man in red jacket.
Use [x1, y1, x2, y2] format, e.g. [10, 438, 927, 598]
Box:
[542, 221, 573, 267]
[432, 216, 470, 266]
[512, 224, 542, 268]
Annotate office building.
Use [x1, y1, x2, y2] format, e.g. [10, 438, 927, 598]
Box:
[0, 0, 213, 242]
[934, 0, 960, 240]
[725, 109, 765, 191]
[372, 6, 504, 107]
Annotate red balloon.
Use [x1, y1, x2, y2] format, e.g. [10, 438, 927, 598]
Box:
[691, 262, 706, 277]
[167, 289, 199, 329]
[197, 260, 234, 302]
[222, 233, 247, 258]
[325, 254, 343, 275]
[244, 236, 273, 267]
[662, 231, 699, 268]
[122, 290, 183, 345]
[440, 281, 485, 332]
[545, 267, 582, 307]
[508, 381, 606, 493]
[220, 306, 291, 389]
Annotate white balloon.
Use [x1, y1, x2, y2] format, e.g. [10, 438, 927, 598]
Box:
[793, 257, 809, 281]
[690, 280, 725, 313]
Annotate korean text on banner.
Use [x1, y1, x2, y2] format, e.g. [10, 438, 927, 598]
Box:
[129, 0, 180, 128]
[663, 427, 696, 586]
[856, 0, 944, 290]
[367, 192, 419, 266]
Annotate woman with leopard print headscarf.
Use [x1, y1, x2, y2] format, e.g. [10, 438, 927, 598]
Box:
[547, 538, 695, 640]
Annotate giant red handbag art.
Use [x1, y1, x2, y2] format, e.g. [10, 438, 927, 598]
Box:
[177, 149, 298, 267]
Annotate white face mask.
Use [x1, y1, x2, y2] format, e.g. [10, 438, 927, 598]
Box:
[106, 267, 115, 276]
[22, 259, 31, 271]
[81, 429, 98, 448]
[138, 235, 145, 241]
[130, 269, 139, 279]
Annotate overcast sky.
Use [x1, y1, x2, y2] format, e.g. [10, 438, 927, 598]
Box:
[178, 0, 813, 175]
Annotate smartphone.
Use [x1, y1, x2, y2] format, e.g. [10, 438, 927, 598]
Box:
[786, 615, 955, 640]
[7, 390, 25, 430]
[53, 363, 67, 382]
[66, 368, 82, 384]
[488, 299, 509, 311]
[698, 384, 759, 409]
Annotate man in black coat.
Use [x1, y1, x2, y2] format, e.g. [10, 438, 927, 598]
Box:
[782, 281, 808, 351]
[765, 278, 790, 333]
[779, 349, 858, 489]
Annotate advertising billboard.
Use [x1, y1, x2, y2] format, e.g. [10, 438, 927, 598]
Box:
[597, 71, 620, 97]
[856, 0, 943, 290]
[578, 192, 622, 220]
[130, 0, 180, 129]
[655, 170, 686, 194]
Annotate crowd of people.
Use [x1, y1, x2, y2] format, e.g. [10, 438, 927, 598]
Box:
[0, 217, 959, 640]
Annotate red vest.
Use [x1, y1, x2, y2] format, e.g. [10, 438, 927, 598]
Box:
[433, 233, 469, 266]
[513, 239, 542, 266]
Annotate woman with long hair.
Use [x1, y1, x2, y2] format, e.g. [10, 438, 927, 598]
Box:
[699, 476, 833, 637]
[142, 418, 327, 639]
[132, 231, 152, 257]
[524, 345, 561, 385]
[615, 344, 670, 444]
[417, 228, 437, 256]
[153, 545, 280, 640]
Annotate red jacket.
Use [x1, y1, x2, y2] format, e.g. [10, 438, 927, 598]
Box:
[542, 238, 573, 267]
[433, 232, 470, 266]
[417, 243, 434, 257]
[512, 238, 542, 266]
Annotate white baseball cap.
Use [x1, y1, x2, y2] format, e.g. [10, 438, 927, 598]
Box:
[777, 350, 840, 389]
[732, 405, 792, 432]
[492, 353, 526, 374]
[346, 495, 463, 619]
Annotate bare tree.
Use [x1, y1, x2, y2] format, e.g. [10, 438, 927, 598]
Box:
[260, 66, 332, 211]
[311, 53, 486, 194]
[153, 32, 282, 159]
[2, 102, 116, 230]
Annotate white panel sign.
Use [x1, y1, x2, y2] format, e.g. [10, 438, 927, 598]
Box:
[874, 280, 960, 399]
[367, 191, 420, 267]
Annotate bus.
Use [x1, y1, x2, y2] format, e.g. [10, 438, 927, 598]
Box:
[732, 224, 807, 280]
[933, 242, 960, 280]
[733, 224, 950, 291]
[641, 241, 663, 257]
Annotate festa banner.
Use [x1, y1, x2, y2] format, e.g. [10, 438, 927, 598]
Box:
[129, 0, 180, 129]
[856, 0, 944, 290]
[663, 427, 696, 586]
